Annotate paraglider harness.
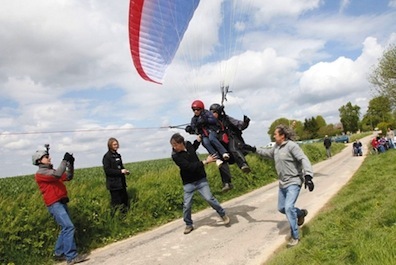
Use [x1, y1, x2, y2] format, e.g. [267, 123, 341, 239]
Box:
[216, 110, 254, 156]
[184, 109, 218, 138]
[216, 119, 229, 144]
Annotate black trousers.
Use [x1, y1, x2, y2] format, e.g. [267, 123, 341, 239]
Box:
[110, 188, 129, 214]
[219, 162, 232, 184]
[228, 136, 248, 168]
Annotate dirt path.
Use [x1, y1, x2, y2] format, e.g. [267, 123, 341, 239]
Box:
[78, 135, 372, 265]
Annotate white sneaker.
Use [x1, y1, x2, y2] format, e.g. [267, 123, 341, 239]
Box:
[221, 183, 233, 192]
[241, 164, 251, 174]
[287, 238, 299, 248]
[216, 159, 223, 168]
[222, 153, 230, 160]
[183, 226, 194, 234]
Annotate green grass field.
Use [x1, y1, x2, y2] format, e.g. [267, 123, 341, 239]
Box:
[0, 135, 380, 265]
[265, 149, 396, 265]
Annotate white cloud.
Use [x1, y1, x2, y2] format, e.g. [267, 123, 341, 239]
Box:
[0, 0, 130, 88]
[339, 0, 351, 13]
[250, 0, 322, 23]
[297, 37, 384, 122]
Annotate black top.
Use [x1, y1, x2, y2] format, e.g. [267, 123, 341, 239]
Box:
[171, 140, 206, 185]
[324, 138, 332, 148]
[102, 150, 127, 190]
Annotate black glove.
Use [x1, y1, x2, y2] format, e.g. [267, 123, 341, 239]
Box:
[63, 152, 75, 164]
[244, 144, 256, 153]
[243, 115, 250, 124]
[304, 175, 314, 192]
[185, 125, 193, 134]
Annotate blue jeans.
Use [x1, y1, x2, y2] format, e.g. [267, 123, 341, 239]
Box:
[202, 130, 228, 157]
[278, 184, 303, 240]
[354, 147, 362, 156]
[388, 139, 395, 149]
[378, 145, 385, 153]
[183, 178, 226, 226]
[47, 202, 78, 261]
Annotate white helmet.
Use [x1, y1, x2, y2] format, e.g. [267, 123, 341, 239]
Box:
[32, 150, 48, 165]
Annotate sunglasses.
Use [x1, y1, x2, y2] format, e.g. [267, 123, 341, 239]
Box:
[192, 108, 202, 111]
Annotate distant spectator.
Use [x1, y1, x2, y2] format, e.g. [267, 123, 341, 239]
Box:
[323, 135, 332, 158]
[379, 136, 389, 150]
[371, 136, 385, 153]
[353, 139, 363, 156]
[386, 128, 395, 149]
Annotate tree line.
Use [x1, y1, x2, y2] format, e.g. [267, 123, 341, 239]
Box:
[267, 44, 396, 141]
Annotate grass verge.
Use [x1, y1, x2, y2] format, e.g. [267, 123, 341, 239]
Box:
[264, 149, 396, 265]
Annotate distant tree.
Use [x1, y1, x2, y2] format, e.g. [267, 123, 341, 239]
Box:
[299, 130, 312, 141]
[339, 102, 360, 133]
[360, 122, 372, 132]
[315, 115, 327, 128]
[334, 122, 344, 132]
[318, 124, 338, 138]
[362, 96, 392, 129]
[303, 117, 319, 139]
[362, 111, 376, 131]
[377, 122, 391, 136]
[370, 44, 396, 108]
[391, 110, 396, 128]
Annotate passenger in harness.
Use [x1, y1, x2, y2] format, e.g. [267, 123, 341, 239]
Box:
[185, 100, 230, 168]
[209, 103, 256, 174]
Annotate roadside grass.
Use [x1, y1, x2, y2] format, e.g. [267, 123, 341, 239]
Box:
[264, 149, 396, 265]
[0, 137, 353, 265]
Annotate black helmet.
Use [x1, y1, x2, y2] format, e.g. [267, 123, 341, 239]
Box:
[209, 103, 223, 114]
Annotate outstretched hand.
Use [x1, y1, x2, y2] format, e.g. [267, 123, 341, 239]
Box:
[205, 154, 217, 163]
[63, 152, 75, 164]
[243, 115, 250, 124]
[196, 135, 202, 142]
[304, 175, 314, 191]
[244, 145, 256, 153]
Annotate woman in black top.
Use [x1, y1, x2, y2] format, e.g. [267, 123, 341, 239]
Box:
[102, 137, 130, 215]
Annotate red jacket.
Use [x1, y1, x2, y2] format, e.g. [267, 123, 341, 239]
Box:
[35, 162, 70, 206]
[371, 138, 379, 148]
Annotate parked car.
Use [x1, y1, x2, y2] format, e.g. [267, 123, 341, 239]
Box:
[264, 142, 276, 148]
[333, 135, 349, 143]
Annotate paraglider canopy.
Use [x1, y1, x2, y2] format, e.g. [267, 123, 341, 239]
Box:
[129, 0, 200, 84]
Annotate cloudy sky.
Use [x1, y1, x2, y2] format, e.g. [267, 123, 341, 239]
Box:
[1, 0, 395, 178]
